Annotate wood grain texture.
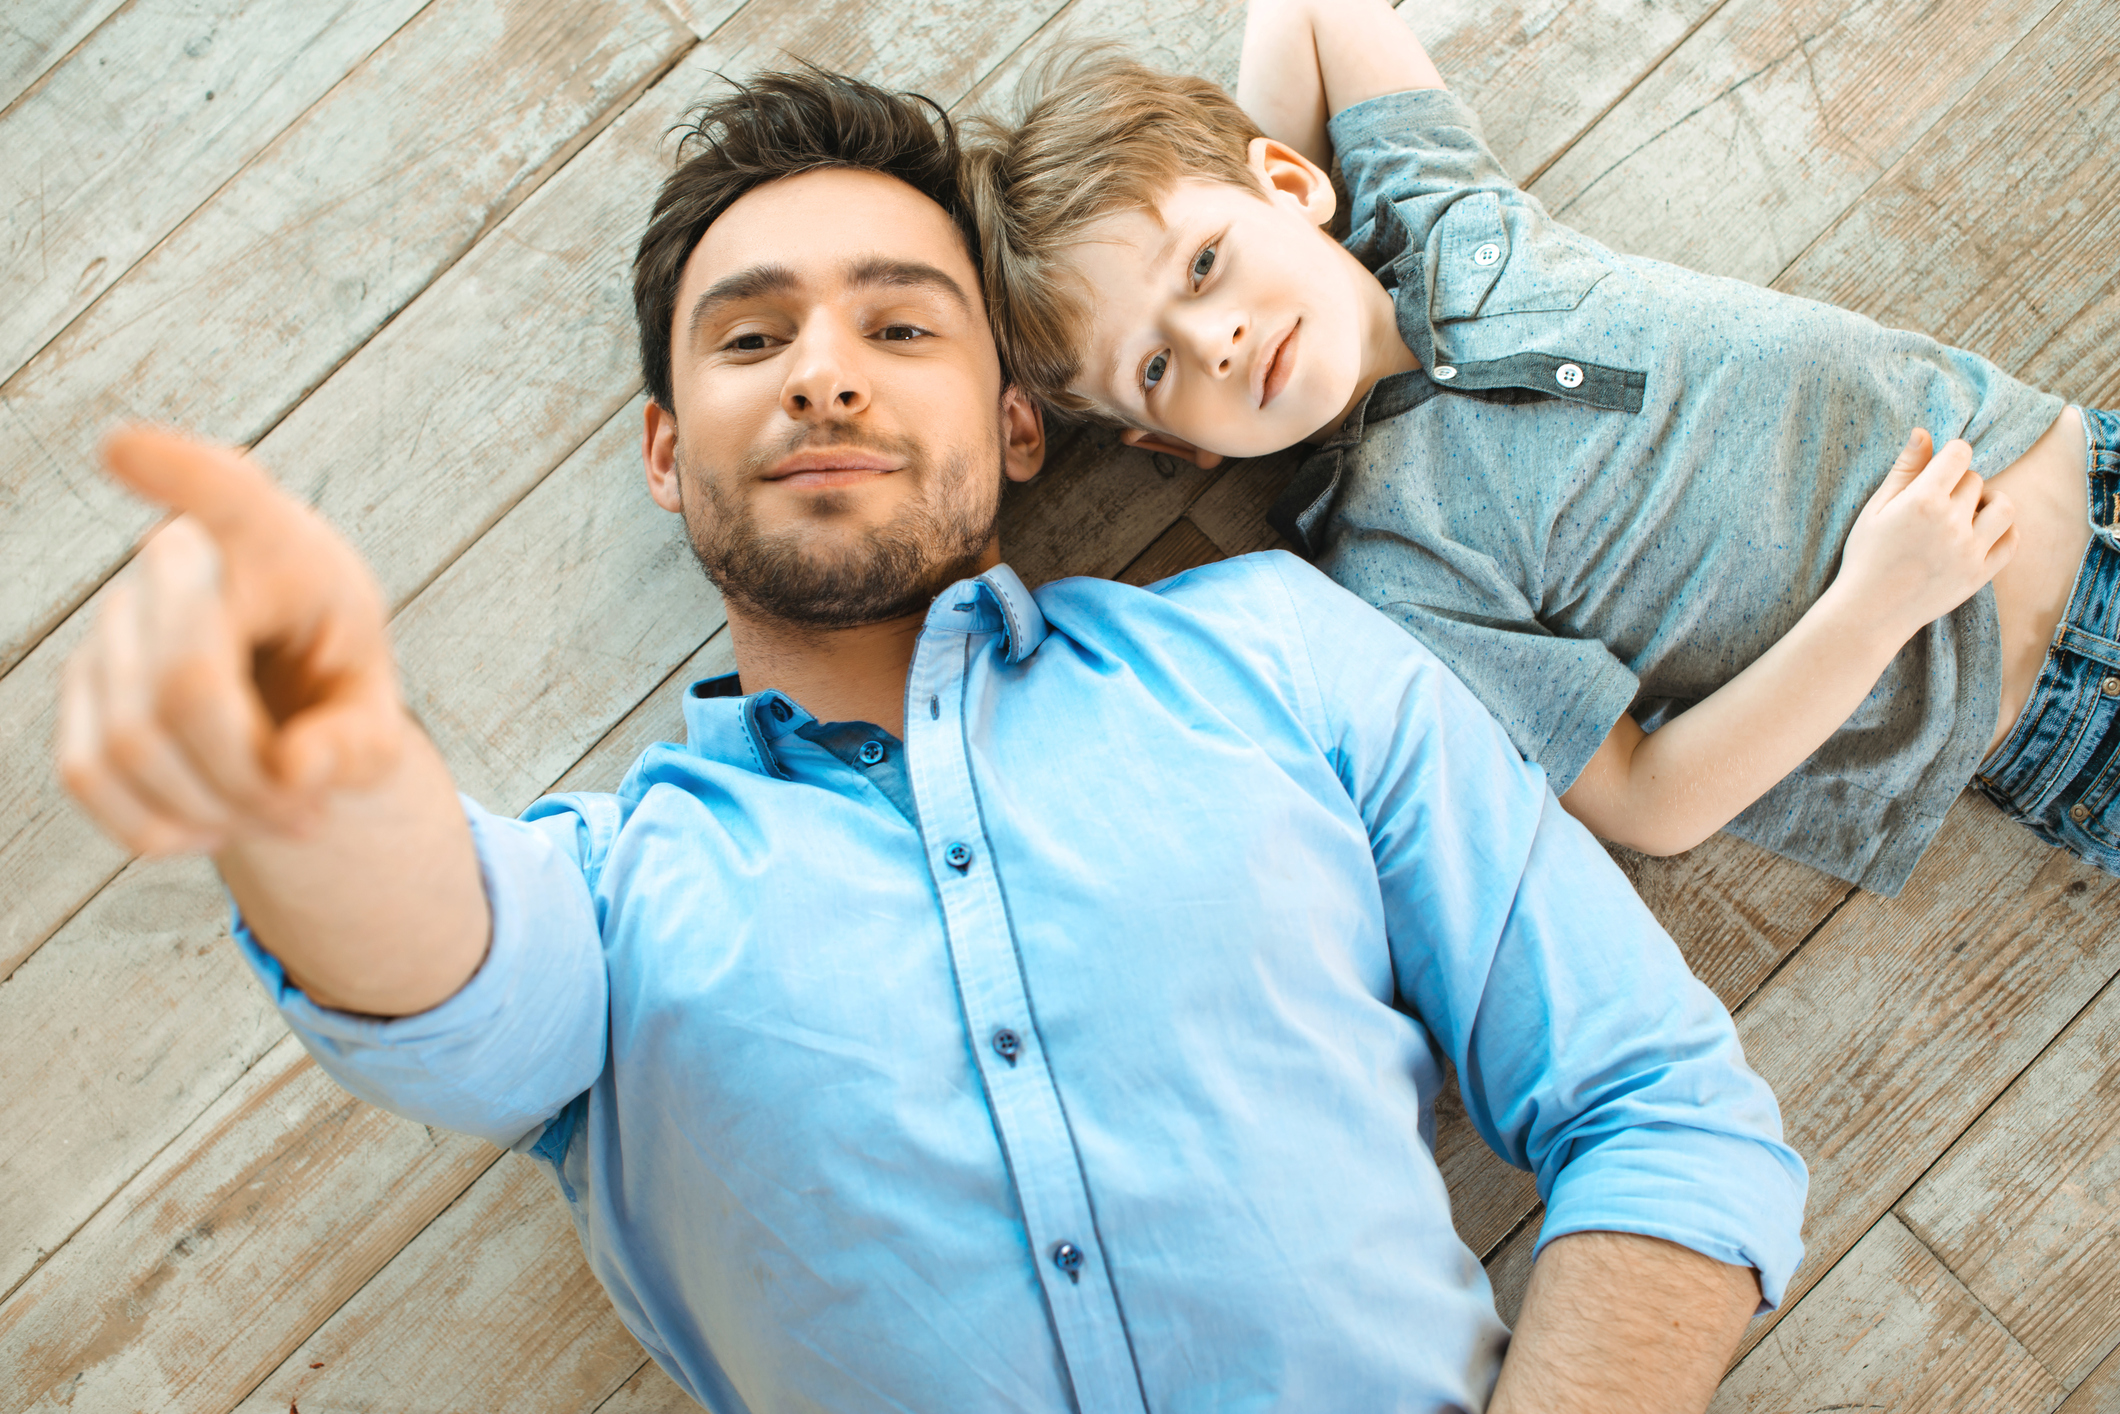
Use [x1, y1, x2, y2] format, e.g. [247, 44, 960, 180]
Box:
[1773, 0, 2120, 404]
[2055, 1339, 2120, 1414]
[229, 1156, 647, 1414]
[0, 0, 691, 679]
[1533, 0, 2065, 285]
[1114, 516, 1225, 588]
[0, 1038, 496, 1412]
[0, 854, 283, 1301]
[1899, 973, 2120, 1387]
[550, 632, 739, 798]
[0, 0, 126, 114]
[0, 0, 429, 385]
[593, 1359, 703, 1413]
[1711, 1214, 2067, 1414]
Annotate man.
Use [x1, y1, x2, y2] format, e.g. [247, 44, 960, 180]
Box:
[57, 69, 1804, 1414]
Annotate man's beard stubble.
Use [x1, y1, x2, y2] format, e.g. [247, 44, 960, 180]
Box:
[677, 422, 1001, 630]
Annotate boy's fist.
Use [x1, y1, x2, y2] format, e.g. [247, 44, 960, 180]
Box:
[56, 428, 404, 857]
[1836, 427, 2018, 641]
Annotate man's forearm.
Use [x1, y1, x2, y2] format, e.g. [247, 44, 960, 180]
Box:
[1237, 0, 1445, 166]
[1491, 1230, 1760, 1414]
[1561, 582, 1908, 854]
[216, 717, 488, 1017]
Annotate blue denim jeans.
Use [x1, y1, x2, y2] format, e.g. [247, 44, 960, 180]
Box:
[1974, 406, 2120, 876]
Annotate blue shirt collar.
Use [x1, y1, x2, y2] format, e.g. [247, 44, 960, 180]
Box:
[678, 564, 1048, 776]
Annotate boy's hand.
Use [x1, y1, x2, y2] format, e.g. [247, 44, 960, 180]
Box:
[57, 428, 405, 858]
[1832, 428, 2018, 642]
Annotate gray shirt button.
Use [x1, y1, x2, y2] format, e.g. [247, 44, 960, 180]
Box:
[1473, 242, 1501, 266]
[1555, 362, 1585, 389]
[1432, 365, 1457, 381]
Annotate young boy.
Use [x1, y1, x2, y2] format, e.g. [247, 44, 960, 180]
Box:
[965, 0, 2112, 894]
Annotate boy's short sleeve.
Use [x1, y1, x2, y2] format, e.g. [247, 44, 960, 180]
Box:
[1328, 88, 1519, 271]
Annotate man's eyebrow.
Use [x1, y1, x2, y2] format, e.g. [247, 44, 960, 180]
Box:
[842, 256, 972, 314]
[687, 263, 802, 344]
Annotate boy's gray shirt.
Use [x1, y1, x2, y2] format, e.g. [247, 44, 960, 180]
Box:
[1277, 88, 2064, 895]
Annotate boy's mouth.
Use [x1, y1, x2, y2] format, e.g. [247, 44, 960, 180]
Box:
[1256, 321, 1299, 408]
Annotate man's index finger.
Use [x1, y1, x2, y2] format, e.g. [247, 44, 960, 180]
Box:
[101, 426, 287, 540]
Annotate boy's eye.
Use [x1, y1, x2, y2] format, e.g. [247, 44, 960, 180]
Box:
[1190, 244, 1217, 285]
[1143, 352, 1169, 390]
[878, 324, 923, 342]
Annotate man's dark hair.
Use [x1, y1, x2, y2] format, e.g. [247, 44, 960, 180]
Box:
[633, 66, 979, 412]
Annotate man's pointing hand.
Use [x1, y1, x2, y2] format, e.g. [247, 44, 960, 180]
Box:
[58, 427, 404, 857]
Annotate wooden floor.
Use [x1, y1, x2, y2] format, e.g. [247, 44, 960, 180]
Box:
[1, 0, 2116, 1409]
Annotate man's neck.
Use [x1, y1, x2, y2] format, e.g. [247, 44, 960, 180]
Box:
[726, 608, 927, 739]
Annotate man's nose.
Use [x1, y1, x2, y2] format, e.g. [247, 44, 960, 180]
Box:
[780, 320, 871, 418]
[1173, 303, 1246, 379]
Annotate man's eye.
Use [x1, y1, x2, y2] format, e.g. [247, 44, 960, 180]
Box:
[729, 333, 770, 351]
[1143, 352, 1169, 390]
[879, 324, 923, 342]
[1190, 244, 1217, 285]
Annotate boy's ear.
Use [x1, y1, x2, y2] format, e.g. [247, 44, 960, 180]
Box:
[1120, 426, 1225, 471]
[1248, 136, 1336, 229]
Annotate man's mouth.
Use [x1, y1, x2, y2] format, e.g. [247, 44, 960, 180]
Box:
[763, 448, 903, 488]
[1255, 321, 1299, 409]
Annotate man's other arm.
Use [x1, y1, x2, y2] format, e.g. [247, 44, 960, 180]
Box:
[1264, 553, 1805, 1413]
[1237, 0, 1445, 167]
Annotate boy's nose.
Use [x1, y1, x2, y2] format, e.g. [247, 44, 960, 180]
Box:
[1176, 306, 1246, 377]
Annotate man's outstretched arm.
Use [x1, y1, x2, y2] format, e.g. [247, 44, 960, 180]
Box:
[1493, 1231, 1760, 1414]
[58, 428, 487, 1016]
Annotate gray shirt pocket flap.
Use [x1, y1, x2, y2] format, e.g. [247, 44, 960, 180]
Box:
[1428, 190, 1508, 323]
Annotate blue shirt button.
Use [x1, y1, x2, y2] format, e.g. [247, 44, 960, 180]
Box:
[945, 842, 972, 871]
[1051, 1241, 1084, 1283]
[858, 740, 886, 766]
[991, 1028, 1021, 1063]
[768, 699, 791, 722]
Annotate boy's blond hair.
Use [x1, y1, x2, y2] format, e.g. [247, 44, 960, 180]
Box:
[965, 51, 1265, 416]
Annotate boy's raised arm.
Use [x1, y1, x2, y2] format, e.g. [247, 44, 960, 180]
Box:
[57, 429, 490, 1017]
[1236, 0, 1445, 168]
[1560, 429, 2019, 856]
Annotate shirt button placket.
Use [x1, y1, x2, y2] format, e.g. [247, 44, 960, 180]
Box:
[901, 611, 1148, 1413]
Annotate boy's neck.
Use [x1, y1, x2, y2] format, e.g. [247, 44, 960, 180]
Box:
[1314, 250, 1422, 442]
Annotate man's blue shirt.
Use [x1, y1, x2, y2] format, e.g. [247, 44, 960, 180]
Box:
[236, 551, 1805, 1413]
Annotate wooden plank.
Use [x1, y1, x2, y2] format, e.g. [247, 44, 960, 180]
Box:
[0, 1038, 496, 1412]
[229, 1157, 646, 1414]
[1710, 1214, 2067, 1414]
[1483, 794, 2120, 1353]
[0, 0, 126, 114]
[1530, 0, 2065, 286]
[594, 1361, 701, 1414]
[1772, 0, 2120, 403]
[0, 0, 431, 384]
[1115, 516, 1225, 587]
[1898, 973, 2120, 1387]
[0, 0, 692, 681]
[2056, 1340, 2120, 1414]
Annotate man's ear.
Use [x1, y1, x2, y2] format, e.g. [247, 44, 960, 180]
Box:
[1001, 385, 1046, 484]
[1120, 426, 1225, 471]
[643, 399, 683, 513]
[1248, 136, 1337, 230]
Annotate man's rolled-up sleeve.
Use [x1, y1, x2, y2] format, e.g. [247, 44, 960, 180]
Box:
[231, 795, 611, 1150]
[1270, 553, 1808, 1306]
